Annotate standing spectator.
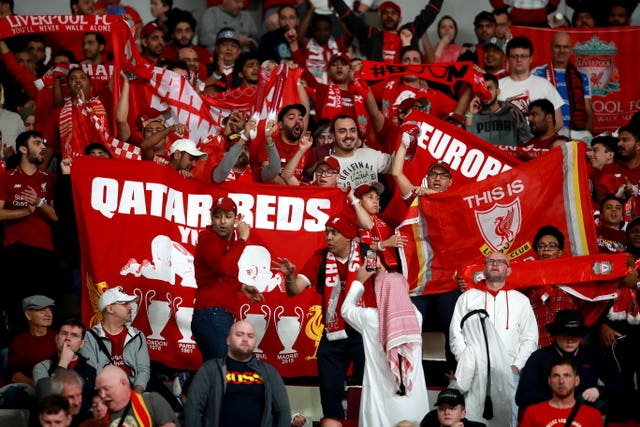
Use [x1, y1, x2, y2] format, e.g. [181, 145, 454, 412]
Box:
[80, 288, 150, 393]
[258, 5, 299, 64]
[532, 32, 593, 139]
[276, 215, 372, 424]
[608, 2, 633, 26]
[163, 9, 213, 81]
[519, 357, 604, 427]
[465, 73, 532, 147]
[596, 196, 626, 253]
[206, 28, 242, 92]
[341, 264, 429, 427]
[457, 11, 497, 68]
[588, 136, 617, 202]
[492, 8, 511, 42]
[95, 365, 177, 427]
[0, 131, 60, 337]
[489, 0, 559, 27]
[81, 32, 106, 65]
[198, 0, 258, 52]
[140, 22, 167, 65]
[185, 320, 291, 427]
[94, 0, 143, 38]
[150, 0, 172, 26]
[526, 98, 558, 150]
[0, 83, 25, 159]
[422, 15, 463, 64]
[451, 252, 538, 426]
[192, 197, 264, 360]
[498, 36, 564, 131]
[481, 38, 507, 78]
[331, 0, 444, 63]
[571, 7, 596, 27]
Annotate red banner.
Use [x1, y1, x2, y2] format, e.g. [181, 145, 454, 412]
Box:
[511, 25, 640, 133]
[72, 157, 347, 376]
[398, 141, 599, 296]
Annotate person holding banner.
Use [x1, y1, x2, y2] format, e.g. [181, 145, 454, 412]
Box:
[276, 215, 373, 424]
[192, 196, 265, 361]
[450, 252, 538, 426]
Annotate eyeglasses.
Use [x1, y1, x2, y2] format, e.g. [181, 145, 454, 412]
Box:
[58, 330, 82, 339]
[508, 54, 531, 60]
[536, 243, 560, 251]
[485, 258, 508, 266]
[428, 172, 451, 179]
[316, 169, 338, 176]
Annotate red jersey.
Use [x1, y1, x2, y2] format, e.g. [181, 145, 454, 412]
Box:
[520, 401, 603, 427]
[0, 166, 56, 250]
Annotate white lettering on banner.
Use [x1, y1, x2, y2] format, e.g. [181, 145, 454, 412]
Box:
[229, 192, 331, 232]
[90, 178, 332, 232]
[6, 15, 108, 31]
[462, 179, 525, 209]
[416, 123, 512, 181]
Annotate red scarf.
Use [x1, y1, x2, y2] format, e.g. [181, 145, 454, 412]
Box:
[324, 240, 361, 340]
[105, 390, 152, 427]
[546, 62, 588, 130]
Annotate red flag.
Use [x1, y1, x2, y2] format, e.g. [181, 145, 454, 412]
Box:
[398, 141, 599, 296]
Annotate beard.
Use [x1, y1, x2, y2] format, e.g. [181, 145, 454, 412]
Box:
[283, 124, 303, 141]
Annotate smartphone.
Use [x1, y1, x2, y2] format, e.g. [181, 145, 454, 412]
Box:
[366, 250, 377, 272]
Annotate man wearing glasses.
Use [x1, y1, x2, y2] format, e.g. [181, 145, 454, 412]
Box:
[450, 251, 538, 423]
[498, 36, 565, 132]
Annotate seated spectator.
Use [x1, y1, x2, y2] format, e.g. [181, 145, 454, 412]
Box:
[608, 2, 633, 26]
[33, 318, 96, 422]
[572, 7, 596, 28]
[140, 22, 167, 65]
[493, 8, 511, 42]
[38, 394, 73, 427]
[150, 0, 172, 26]
[482, 38, 507, 78]
[0, 296, 57, 410]
[206, 28, 242, 92]
[420, 388, 486, 427]
[517, 310, 624, 414]
[80, 288, 150, 393]
[50, 369, 90, 425]
[95, 365, 177, 426]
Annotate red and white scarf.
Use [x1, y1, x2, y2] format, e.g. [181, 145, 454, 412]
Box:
[324, 240, 361, 340]
[375, 272, 422, 392]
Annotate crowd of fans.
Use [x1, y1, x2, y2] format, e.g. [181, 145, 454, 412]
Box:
[1, 0, 640, 426]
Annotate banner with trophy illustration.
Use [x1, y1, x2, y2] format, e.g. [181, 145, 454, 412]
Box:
[510, 25, 640, 133]
[72, 157, 346, 376]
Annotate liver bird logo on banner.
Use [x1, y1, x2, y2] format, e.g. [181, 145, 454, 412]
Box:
[474, 198, 522, 253]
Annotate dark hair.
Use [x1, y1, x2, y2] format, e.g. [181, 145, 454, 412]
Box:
[66, 67, 90, 83]
[278, 4, 297, 16]
[52, 49, 77, 64]
[39, 394, 70, 416]
[234, 51, 261, 75]
[529, 98, 555, 126]
[0, 0, 14, 12]
[311, 13, 332, 27]
[506, 36, 533, 56]
[399, 45, 422, 61]
[330, 114, 357, 133]
[16, 130, 44, 151]
[618, 125, 640, 141]
[548, 355, 577, 376]
[60, 317, 87, 339]
[437, 15, 458, 41]
[533, 225, 565, 250]
[161, 0, 173, 7]
[571, 7, 594, 27]
[168, 8, 197, 33]
[483, 73, 499, 87]
[492, 7, 510, 18]
[27, 35, 45, 45]
[168, 59, 189, 72]
[84, 32, 106, 47]
[600, 194, 623, 210]
[590, 135, 618, 153]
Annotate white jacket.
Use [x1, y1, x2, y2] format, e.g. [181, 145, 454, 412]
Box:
[450, 287, 538, 371]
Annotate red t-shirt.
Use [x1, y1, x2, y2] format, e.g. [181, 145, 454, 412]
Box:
[520, 401, 603, 427]
[102, 326, 132, 377]
[7, 329, 57, 379]
[0, 167, 56, 250]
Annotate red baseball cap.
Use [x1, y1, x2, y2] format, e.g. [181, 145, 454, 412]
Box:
[141, 22, 164, 38]
[428, 161, 452, 175]
[354, 182, 384, 198]
[326, 215, 357, 239]
[328, 53, 351, 66]
[314, 156, 340, 173]
[379, 1, 401, 14]
[212, 196, 237, 214]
